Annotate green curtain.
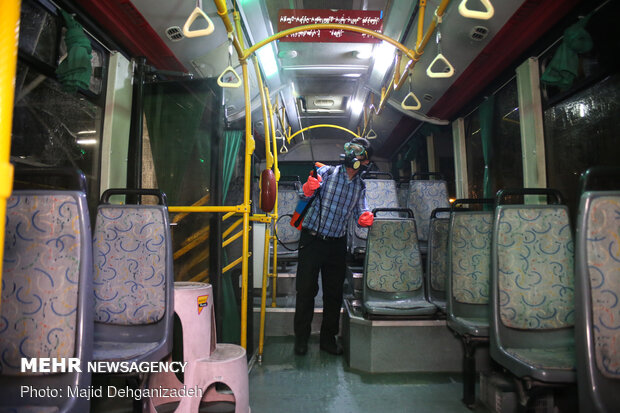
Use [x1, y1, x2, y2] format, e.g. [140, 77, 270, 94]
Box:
[541, 14, 593, 90]
[143, 82, 211, 204]
[479, 96, 494, 207]
[222, 130, 244, 203]
[220, 130, 244, 344]
[56, 11, 92, 92]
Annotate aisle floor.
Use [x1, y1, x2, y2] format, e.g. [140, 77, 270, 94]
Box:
[249, 336, 489, 413]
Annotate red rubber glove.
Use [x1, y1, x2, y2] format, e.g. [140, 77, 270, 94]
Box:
[302, 173, 322, 197]
[358, 211, 374, 227]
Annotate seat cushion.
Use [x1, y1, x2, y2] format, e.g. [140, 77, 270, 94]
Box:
[448, 316, 489, 337]
[505, 347, 575, 370]
[364, 298, 437, 316]
[93, 340, 160, 361]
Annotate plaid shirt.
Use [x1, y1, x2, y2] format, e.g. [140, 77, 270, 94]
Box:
[302, 165, 368, 238]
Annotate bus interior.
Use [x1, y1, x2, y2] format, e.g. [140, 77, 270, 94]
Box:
[1, 0, 620, 412]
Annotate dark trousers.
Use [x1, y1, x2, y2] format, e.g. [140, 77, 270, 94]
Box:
[294, 228, 346, 345]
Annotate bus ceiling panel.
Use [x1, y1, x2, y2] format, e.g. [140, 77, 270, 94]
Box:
[129, 0, 231, 75]
[427, 0, 582, 120]
[390, 0, 528, 119]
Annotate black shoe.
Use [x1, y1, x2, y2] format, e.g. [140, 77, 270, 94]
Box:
[320, 340, 343, 356]
[294, 342, 308, 356]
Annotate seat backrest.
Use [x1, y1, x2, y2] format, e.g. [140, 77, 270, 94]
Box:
[575, 186, 620, 411]
[0, 190, 93, 412]
[492, 190, 574, 352]
[349, 174, 399, 256]
[447, 206, 493, 321]
[426, 208, 451, 307]
[407, 175, 450, 242]
[364, 213, 423, 296]
[92, 189, 173, 361]
[275, 180, 302, 248]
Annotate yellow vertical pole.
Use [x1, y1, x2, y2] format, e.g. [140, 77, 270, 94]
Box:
[0, 0, 20, 297]
[265, 89, 279, 307]
[254, 59, 273, 170]
[240, 60, 254, 349]
[417, 0, 427, 48]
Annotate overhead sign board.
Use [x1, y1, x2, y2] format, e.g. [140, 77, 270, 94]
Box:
[277, 9, 383, 43]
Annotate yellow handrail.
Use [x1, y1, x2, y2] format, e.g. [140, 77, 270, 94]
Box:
[254, 57, 273, 169]
[265, 89, 280, 307]
[286, 124, 360, 144]
[0, 0, 20, 298]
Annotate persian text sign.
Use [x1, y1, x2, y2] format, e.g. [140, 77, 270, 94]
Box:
[277, 9, 383, 43]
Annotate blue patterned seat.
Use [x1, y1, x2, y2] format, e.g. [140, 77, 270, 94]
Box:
[575, 168, 620, 412]
[490, 189, 576, 389]
[0, 189, 93, 413]
[348, 173, 399, 260]
[363, 211, 436, 317]
[92, 189, 173, 365]
[426, 208, 451, 311]
[445, 198, 494, 407]
[406, 174, 450, 254]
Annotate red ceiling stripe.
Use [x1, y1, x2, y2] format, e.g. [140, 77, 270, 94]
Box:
[74, 0, 187, 73]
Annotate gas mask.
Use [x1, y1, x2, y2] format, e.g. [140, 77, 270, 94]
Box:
[342, 141, 367, 170]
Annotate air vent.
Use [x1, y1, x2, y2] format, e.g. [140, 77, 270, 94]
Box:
[470, 26, 489, 41]
[423, 94, 434, 101]
[165, 26, 184, 42]
[313, 99, 335, 107]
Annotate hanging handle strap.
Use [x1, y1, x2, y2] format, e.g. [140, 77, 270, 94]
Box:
[217, 66, 242, 88]
[217, 34, 241, 88]
[458, 0, 494, 20]
[279, 139, 288, 154]
[426, 53, 454, 78]
[401, 92, 421, 110]
[183, 1, 215, 38]
[366, 129, 377, 140]
[402, 73, 422, 111]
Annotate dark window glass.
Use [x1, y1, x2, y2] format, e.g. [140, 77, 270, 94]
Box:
[12, 0, 106, 211]
[433, 125, 456, 199]
[543, 73, 620, 219]
[492, 79, 523, 192]
[464, 109, 484, 199]
[19, 0, 60, 66]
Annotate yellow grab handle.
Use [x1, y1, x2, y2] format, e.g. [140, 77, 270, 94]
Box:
[426, 53, 454, 78]
[401, 91, 421, 111]
[366, 129, 377, 140]
[217, 66, 242, 88]
[458, 0, 494, 20]
[183, 6, 215, 38]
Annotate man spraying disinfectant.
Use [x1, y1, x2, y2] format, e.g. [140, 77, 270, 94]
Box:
[293, 137, 374, 356]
